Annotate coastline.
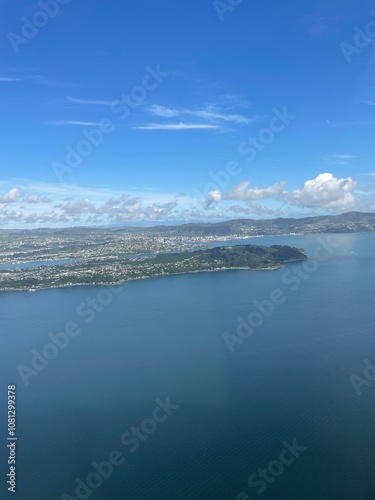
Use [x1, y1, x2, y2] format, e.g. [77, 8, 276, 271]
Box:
[0, 259, 307, 294]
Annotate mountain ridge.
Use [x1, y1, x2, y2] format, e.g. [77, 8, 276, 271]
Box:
[1, 211, 374, 236]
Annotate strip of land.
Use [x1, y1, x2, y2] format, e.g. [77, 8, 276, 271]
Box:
[0, 243, 307, 292]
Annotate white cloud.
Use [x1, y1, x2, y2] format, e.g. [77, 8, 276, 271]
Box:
[45, 121, 105, 126]
[57, 198, 96, 216]
[282, 173, 357, 209]
[0, 174, 372, 228]
[0, 77, 24, 82]
[0, 188, 23, 203]
[207, 190, 223, 203]
[320, 154, 359, 165]
[0, 209, 23, 223]
[331, 154, 359, 160]
[24, 195, 50, 204]
[202, 180, 287, 210]
[0, 74, 74, 87]
[134, 122, 220, 130]
[184, 108, 249, 124]
[149, 105, 179, 117]
[24, 195, 39, 204]
[227, 180, 287, 201]
[145, 103, 251, 130]
[204, 190, 223, 208]
[200, 173, 372, 214]
[330, 121, 375, 127]
[66, 97, 115, 106]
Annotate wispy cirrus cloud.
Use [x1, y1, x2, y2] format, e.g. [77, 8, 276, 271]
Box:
[134, 122, 220, 130]
[148, 104, 251, 124]
[37, 79, 77, 89]
[0, 72, 74, 88]
[320, 154, 360, 165]
[329, 121, 375, 127]
[44, 121, 105, 127]
[67, 96, 115, 106]
[185, 108, 250, 124]
[149, 105, 179, 117]
[0, 77, 24, 82]
[331, 154, 359, 160]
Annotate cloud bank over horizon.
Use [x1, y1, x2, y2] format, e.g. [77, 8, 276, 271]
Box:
[0, 172, 374, 228]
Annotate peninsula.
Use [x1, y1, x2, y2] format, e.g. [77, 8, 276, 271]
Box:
[0, 244, 307, 292]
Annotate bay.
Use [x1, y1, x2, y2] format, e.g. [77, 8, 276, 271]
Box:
[1, 233, 375, 499]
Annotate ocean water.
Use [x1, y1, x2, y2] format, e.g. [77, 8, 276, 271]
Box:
[0, 259, 82, 271]
[1, 233, 375, 499]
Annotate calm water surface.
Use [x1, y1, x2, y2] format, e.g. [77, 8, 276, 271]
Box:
[0, 233, 375, 499]
[0, 258, 82, 271]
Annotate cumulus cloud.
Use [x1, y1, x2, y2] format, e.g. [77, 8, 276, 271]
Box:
[0, 187, 23, 203]
[5, 210, 23, 220]
[0, 173, 371, 228]
[48, 194, 179, 224]
[24, 195, 50, 204]
[200, 174, 369, 213]
[0, 184, 198, 226]
[204, 190, 223, 208]
[96, 195, 142, 219]
[228, 180, 287, 201]
[208, 190, 223, 203]
[104, 198, 178, 222]
[57, 198, 96, 216]
[282, 173, 357, 209]
[23, 212, 62, 224]
[0, 209, 23, 224]
[203, 181, 287, 208]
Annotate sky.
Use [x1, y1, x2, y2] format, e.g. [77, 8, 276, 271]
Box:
[0, 0, 375, 228]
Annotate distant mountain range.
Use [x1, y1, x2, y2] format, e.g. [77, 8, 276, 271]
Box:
[1, 212, 375, 237]
[137, 211, 375, 237]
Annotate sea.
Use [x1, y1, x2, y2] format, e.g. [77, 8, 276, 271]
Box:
[1, 233, 375, 500]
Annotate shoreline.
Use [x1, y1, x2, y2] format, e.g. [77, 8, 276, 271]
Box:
[1, 229, 372, 268]
[0, 260, 306, 294]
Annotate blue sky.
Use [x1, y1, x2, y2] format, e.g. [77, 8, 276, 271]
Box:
[1, 0, 375, 227]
